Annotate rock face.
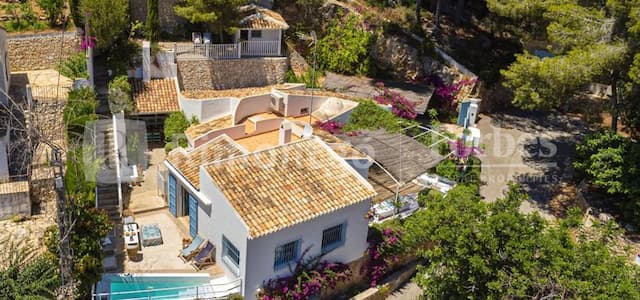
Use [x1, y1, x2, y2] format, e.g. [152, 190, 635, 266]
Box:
[8, 31, 81, 71]
[371, 33, 432, 81]
[178, 57, 288, 90]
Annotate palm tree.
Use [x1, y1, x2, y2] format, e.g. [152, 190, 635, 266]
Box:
[0, 238, 60, 299]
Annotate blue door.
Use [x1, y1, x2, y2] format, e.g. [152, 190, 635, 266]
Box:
[457, 101, 470, 127]
[188, 193, 198, 237]
[168, 175, 177, 217]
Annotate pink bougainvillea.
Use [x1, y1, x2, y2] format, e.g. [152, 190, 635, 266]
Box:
[373, 82, 417, 120]
[423, 75, 477, 110]
[363, 227, 404, 287]
[448, 138, 483, 161]
[81, 36, 97, 50]
[315, 120, 344, 134]
[260, 261, 352, 300]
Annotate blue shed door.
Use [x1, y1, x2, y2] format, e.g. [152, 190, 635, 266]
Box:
[168, 175, 177, 217]
[188, 193, 198, 237]
[457, 101, 470, 127]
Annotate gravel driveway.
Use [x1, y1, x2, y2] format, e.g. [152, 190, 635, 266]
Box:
[476, 111, 587, 217]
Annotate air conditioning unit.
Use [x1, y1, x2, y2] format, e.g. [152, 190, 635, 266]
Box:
[270, 92, 285, 114]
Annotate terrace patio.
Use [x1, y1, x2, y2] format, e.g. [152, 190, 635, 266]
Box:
[123, 210, 224, 275]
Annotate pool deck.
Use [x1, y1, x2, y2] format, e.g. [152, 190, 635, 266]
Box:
[124, 210, 223, 276]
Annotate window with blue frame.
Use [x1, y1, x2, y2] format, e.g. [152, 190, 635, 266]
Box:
[222, 236, 240, 269]
[274, 240, 299, 270]
[321, 223, 345, 253]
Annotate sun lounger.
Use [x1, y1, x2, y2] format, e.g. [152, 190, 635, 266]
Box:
[179, 235, 205, 262]
[191, 241, 216, 270]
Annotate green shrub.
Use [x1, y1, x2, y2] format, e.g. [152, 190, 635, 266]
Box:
[145, 0, 160, 41]
[317, 14, 373, 76]
[435, 159, 460, 182]
[37, 0, 64, 26]
[284, 69, 320, 88]
[57, 52, 88, 79]
[561, 206, 584, 228]
[343, 100, 404, 133]
[418, 189, 443, 207]
[108, 75, 133, 114]
[3, 2, 47, 32]
[164, 111, 190, 148]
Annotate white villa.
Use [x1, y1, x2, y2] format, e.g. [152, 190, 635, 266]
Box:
[164, 135, 376, 299]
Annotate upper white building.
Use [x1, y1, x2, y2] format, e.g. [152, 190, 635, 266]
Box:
[164, 136, 376, 299]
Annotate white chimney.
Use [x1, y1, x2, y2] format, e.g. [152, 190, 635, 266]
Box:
[279, 121, 292, 145]
[142, 41, 151, 82]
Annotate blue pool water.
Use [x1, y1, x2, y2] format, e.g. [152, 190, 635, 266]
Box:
[98, 274, 211, 300]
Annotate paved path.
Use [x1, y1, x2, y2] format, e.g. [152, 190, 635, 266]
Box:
[386, 282, 423, 300]
[476, 111, 587, 216]
[323, 72, 434, 113]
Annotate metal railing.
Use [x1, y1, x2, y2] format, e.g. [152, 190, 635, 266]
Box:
[174, 41, 281, 60]
[240, 40, 280, 57]
[93, 278, 242, 300]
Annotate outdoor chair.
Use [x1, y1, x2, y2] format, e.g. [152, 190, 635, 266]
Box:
[191, 241, 216, 270]
[179, 235, 205, 262]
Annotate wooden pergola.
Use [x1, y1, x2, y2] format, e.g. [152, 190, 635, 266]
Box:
[339, 127, 452, 202]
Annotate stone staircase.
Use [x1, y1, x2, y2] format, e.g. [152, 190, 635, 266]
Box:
[95, 119, 121, 223]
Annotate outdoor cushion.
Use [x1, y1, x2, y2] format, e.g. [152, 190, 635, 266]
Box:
[181, 235, 204, 258]
[141, 224, 163, 247]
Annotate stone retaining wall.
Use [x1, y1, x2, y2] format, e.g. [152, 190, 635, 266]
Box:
[8, 31, 81, 71]
[178, 57, 288, 90]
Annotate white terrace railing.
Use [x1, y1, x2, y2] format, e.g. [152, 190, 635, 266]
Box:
[93, 278, 242, 300]
[174, 40, 281, 60]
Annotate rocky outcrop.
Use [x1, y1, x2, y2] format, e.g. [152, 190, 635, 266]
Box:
[8, 31, 81, 71]
[371, 33, 435, 81]
[178, 57, 288, 90]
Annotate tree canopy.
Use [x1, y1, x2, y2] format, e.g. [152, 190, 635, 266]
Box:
[407, 183, 640, 299]
[174, 0, 244, 43]
[488, 0, 640, 134]
[80, 0, 129, 51]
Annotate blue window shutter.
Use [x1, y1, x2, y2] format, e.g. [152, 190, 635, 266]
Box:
[168, 175, 177, 217]
[188, 193, 198, 237]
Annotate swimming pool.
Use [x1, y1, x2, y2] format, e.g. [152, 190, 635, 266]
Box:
[95, 274, 211, 300]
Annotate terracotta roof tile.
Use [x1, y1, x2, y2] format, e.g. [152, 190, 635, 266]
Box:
[132, 79, 179, 114]
[185, 115, 234, 141]
[239, 5, 289, 30]
[205, 137, 376, 238]
[166, 135, 246, 189]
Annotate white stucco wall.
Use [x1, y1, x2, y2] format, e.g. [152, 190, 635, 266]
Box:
[243, 199, 371, 300]
[198, 168, 250, 288]
[179, 95, 238, 123]
[233, 94, 271, 124]
[250, 29, 280, 42]
[284, 95, 329, 117]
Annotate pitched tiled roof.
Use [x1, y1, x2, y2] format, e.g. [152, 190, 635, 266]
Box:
[205, 137, 376, 238]
[239, 5, 289, 30]
[166, 135, 246, 189]
[131, 79, 179, 114]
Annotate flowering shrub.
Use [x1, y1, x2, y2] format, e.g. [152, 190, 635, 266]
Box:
[448, 138, 483, 161]
[424, 75, 477, 109]
[316, 120, 344, 134]
[260, 249, 352, 300]
[364, 227, 404, 287]
[373, 82, 417, 119]
[81, 36, 97, 50]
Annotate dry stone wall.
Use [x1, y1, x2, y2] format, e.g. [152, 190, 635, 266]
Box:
[8, 31, 81, 71]
[178, 57, 288, 90]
